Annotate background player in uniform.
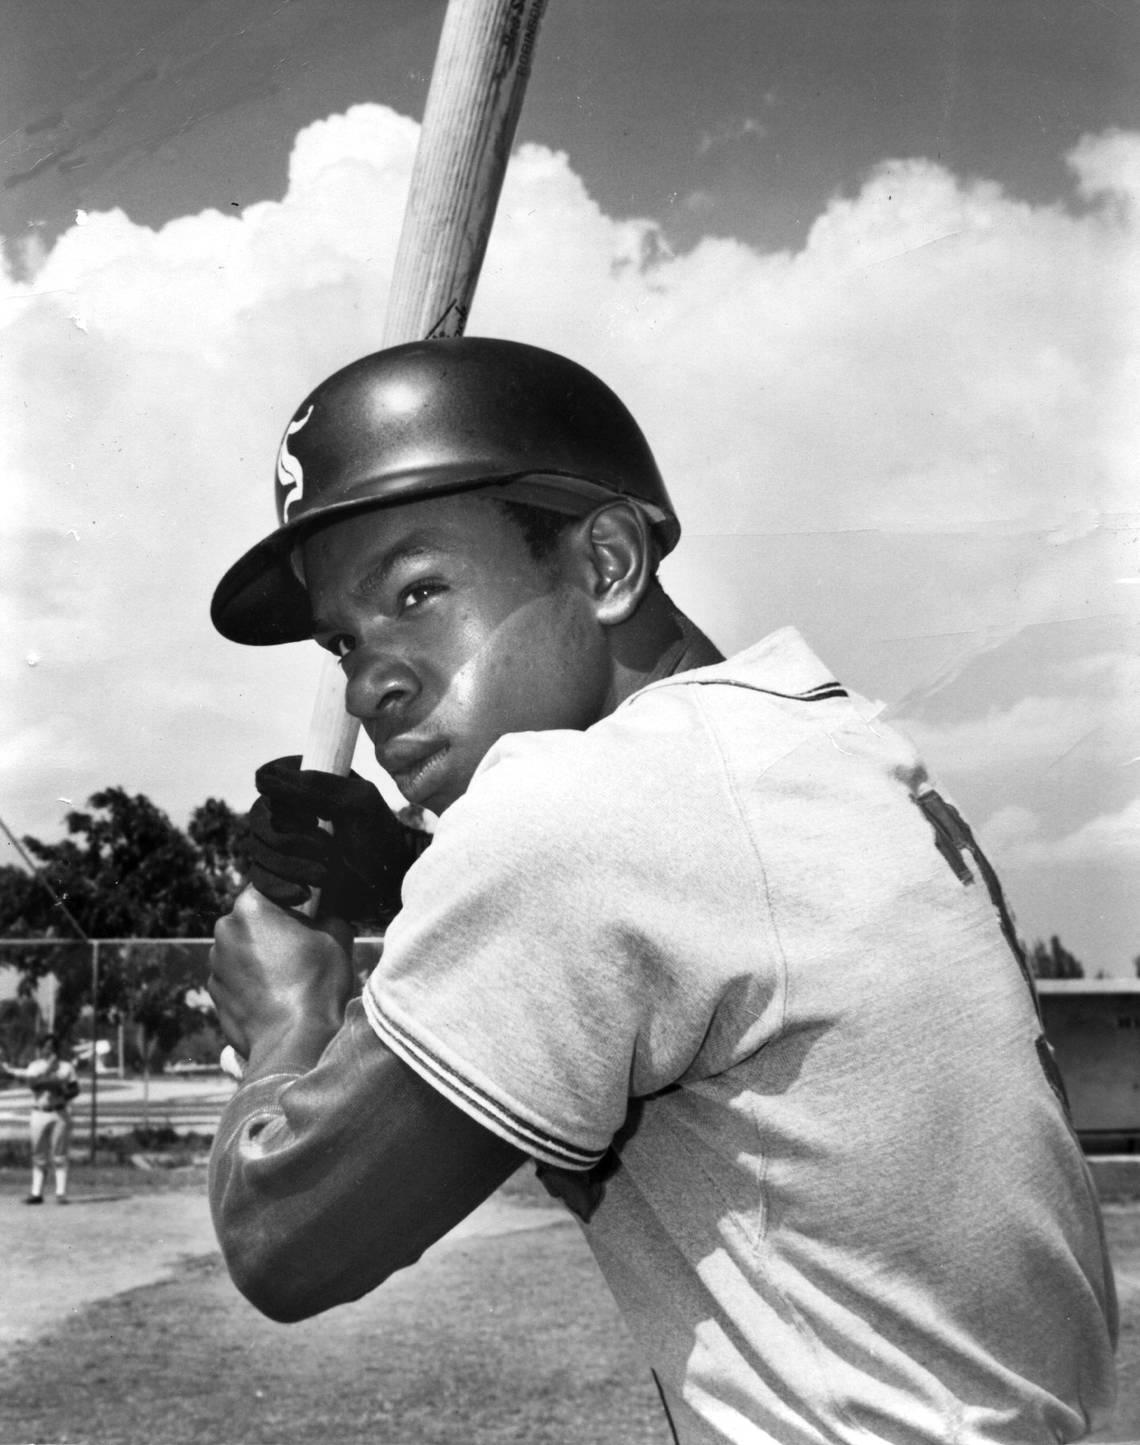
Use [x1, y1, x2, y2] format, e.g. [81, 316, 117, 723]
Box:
[1, 1032, 80, 1205]
[207, 337, 1117, 1443]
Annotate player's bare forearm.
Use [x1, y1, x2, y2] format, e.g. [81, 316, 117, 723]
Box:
[209, 1000, 524, 1322]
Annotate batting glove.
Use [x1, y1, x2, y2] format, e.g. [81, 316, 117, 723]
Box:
[248, 755, 428, 924]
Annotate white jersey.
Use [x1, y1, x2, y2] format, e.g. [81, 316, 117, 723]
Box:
[364, 628, 1117, 1443]
[20, 1056, 79, 1110]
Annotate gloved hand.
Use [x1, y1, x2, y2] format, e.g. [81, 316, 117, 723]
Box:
[247, 755, 427, 924]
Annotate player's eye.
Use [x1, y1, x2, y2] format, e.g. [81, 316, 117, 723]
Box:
[399, 581, 445, 614]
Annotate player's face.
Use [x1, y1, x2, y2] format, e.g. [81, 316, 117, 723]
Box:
[302, 494, 615, 814]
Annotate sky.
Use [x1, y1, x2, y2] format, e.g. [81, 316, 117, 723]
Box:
[1, 0, 1138, 974]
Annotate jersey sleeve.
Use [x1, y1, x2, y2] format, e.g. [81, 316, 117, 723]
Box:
[362, 727, 783, 1171]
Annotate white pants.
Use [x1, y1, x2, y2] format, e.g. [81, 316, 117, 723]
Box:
[30, 1106, 71, 1169]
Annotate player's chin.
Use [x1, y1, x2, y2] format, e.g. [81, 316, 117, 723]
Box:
[412, 757, 478, 817]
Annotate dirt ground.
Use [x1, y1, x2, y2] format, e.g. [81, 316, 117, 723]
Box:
[0, 1164, 668, 1445]
[0, 1163, 566, 1353]
[1, 1166, 1138, 1443]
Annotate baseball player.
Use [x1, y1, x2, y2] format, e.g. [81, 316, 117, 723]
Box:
[2, 1031, 80, 1204]
[207, 339, 1117, 1443]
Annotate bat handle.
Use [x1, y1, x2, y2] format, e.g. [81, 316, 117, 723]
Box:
[300, 656, 361, 777]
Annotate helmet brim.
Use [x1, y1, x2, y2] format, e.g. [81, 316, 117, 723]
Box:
[211, 470, 680, 645]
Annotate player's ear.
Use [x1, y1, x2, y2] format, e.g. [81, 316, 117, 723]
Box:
[572, 501, 655, 626]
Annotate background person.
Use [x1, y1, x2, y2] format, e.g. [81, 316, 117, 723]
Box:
[1, 1031, 80, 1205]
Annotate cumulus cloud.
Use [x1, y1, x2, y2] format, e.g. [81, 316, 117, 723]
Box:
[901, 654, 1140, 779]
[982, 798, 1140, 868]
[896, 640, 1140, 885]
[1, 103, 1138, 858]
[906, 694, 1107, 774]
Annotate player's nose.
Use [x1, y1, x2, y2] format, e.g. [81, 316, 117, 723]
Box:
[343, 646, 421, 732]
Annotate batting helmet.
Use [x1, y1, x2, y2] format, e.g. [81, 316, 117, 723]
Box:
[210, 337, 680, 645]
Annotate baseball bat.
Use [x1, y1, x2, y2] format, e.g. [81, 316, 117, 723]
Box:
[222, 0, 547, 1079]
[299, 0, 547, 793]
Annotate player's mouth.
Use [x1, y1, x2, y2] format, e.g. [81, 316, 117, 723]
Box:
[379, 741, 450, 804]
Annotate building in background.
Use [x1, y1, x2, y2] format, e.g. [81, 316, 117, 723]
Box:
[1038, 979, 1140, 1150]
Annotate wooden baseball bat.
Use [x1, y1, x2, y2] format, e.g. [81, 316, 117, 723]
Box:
[300, 0, 547, 791]
[220, 0, 548, 1077]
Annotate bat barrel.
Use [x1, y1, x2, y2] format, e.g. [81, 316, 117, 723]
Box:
[385, 0, 547, 343]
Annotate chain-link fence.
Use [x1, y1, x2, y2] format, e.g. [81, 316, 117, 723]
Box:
[0, 936, 384, 1160]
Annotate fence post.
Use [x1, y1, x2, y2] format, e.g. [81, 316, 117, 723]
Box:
[89, 940, 99, 1165]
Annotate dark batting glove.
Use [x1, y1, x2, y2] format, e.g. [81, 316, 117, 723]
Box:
[248, 755, 427, 924]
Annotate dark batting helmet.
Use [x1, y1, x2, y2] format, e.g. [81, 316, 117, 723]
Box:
[210, 337, 681, 645]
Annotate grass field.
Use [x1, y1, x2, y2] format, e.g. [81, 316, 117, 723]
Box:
[1, 1161, 1137, 1445]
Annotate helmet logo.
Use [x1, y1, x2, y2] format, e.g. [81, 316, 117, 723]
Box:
[277, 404, 314, 521]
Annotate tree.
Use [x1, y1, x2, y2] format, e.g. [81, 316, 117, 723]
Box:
[1027, 935, 1085, 980]
[187, 797, 250, 898]
[0, 788, 250, 1060]
[103, 940, 217, 1071]
[23, 787, 239, 938]
[0, 996, 40, 1067]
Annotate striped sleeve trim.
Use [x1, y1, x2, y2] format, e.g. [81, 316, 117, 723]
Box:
[361, 986, 606, 1172]
[794, 681, 849, 701]
[682, 678, 849, 703]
